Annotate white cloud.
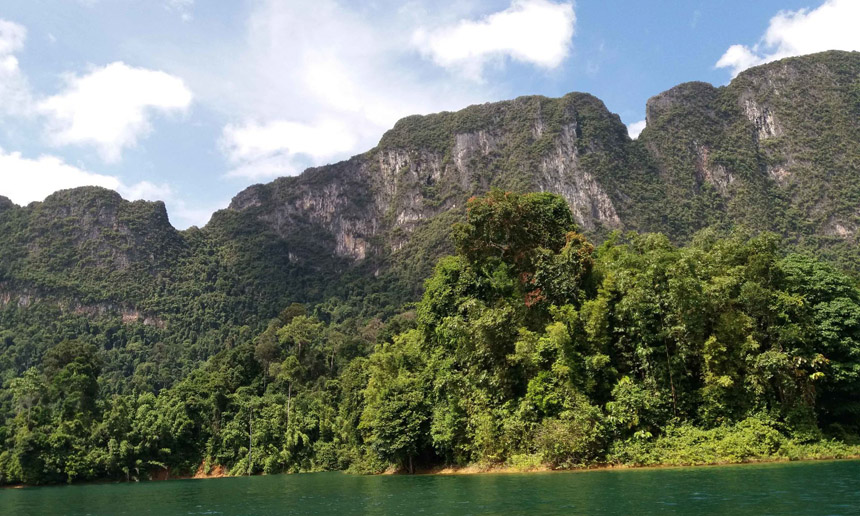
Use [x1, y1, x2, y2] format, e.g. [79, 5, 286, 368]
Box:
[412, 0, 575, 80]
[0, 19, 26, 55]
[716, 0, 860, 76]
[0, 19, 32, 116]
[170, 199, 228, 228]
[0, 148, 122, 204]
[222, 119, 358, 179]
[118, 180, 173, 202]
[627, 120, 646, 139]
[38, 62, 192, 163]
[165, 0, 194, 21]
[0, 148, 218, 228]
[0, 147, 171, 207]
[174, 0, 490, 180]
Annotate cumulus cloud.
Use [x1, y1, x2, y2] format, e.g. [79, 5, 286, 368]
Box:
[413, 0, 575, 80]
[170, 199, 227, 229]
[38, 62, 192, 162]
[202, 0, 576, 179]
[0, 149, 121, 204]
[0, 19, 26, 55]
[0, 19, 32, 116]
[165, 0, 194, 21]
[182, 0, 490, 180]
[0, 147, 164, 204]
[0, 148, 219, 228]
[716, 0, 860, 76]
[222, 119, 357, 179]
[627, 120, 646, 139]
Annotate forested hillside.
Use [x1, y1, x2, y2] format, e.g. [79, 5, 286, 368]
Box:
[1, 191, 858, 484]
[1, 51, 860, 484]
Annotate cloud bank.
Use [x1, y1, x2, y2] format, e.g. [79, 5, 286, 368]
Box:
[0, 148, 219, 228]
[716, 0, 860, 76]
[0, 147, 167, 205]
[38, 62, 193, 162]
[413, 0, 575, 81]
[222, 119, 357, 179]
[0, 19, 32, 116]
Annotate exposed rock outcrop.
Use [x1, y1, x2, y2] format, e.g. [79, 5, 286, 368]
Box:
[224, 92, 639, 268]
[3, 50, 859, 321]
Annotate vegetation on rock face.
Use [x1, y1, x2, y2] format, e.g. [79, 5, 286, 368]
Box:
[1, 191, 858, 484]
[219, 51, 860, 301]
[1, 52, 860, 484]
[640, 51, 860, 271]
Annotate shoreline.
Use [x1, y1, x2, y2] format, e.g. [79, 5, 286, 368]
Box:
[413, 454, 860, 476]
[4, 454, 859, 489]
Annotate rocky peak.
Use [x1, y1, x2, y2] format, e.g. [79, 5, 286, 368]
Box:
[218, 91, 644, 269]
[645, 81, 718, 127]
[0, 195, 14, 213]
[1, 50, 859, 322]
[25, 186, 182, 274]
[228, 183, 270, 212]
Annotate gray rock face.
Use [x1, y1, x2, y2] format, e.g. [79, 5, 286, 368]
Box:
[224, 92, 638, 266]
[742, 98, 782, 141]
[4, 50, 858, 317]
[535, 122, 621, 230]
[217, 51, 860, 287]
[0, 283, 166, 328]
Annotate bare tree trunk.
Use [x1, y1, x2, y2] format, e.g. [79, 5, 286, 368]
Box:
[664, 345, 678, 417]
[286, 382, 292, 430]
[248, 407, 253, 476]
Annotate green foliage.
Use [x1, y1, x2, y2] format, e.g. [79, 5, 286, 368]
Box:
[4, 49, 860, 486]
[610, 414, 860, 467]
[3, 191, 860, 484]
[360, 331, 430, 473]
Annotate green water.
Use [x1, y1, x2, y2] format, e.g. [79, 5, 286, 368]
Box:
[2, 460, 859, 515]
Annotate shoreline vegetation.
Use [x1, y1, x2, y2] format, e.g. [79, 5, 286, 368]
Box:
[2, 191, 859, 487]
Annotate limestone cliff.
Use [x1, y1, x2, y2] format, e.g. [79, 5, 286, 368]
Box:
[639, 50, 860, 266]
[223, 92, 657, 276]
[1, 50, 858, 319]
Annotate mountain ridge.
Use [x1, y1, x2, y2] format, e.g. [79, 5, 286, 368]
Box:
[2, 51, 860, 484]
[0, 50, 858, 320]
[215, 50, 860, 289]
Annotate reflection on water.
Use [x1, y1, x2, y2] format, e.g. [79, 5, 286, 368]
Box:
[2, 460, 859, 516]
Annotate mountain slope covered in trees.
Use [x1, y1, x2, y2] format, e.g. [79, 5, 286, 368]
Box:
[1, 191, 858, 484]
[1, 51, 860, 484]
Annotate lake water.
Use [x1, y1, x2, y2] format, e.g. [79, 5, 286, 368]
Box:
[2, 460, 859, 515]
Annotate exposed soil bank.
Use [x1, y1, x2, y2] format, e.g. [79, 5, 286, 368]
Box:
[4, 455, 860, 488]
[411, 455, 860, 476]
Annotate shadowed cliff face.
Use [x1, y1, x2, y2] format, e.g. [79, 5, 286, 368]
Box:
[0, 51, 858, 320]
[28, 188, 181, 271]
[0, 196, 12, 213]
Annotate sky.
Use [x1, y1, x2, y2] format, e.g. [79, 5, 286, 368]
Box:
[0, 0, 859, 229]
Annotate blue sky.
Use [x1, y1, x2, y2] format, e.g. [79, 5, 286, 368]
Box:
[0, 0, 857, 228]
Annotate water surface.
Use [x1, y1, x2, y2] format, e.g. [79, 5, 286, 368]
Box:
[2, 460, 858, 515]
